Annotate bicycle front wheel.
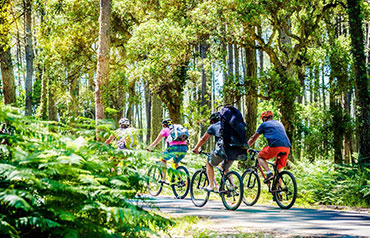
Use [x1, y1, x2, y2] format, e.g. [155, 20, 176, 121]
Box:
[220, 171, 243, 210]
[273, 171, 297, 209]
[147, 165, 163, 196]
[190, 169, 209, 207]
[171, 166, 190, 199]
[242, 169, 261, 206]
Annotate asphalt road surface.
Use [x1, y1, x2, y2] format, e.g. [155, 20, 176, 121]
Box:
[147, 196, 370, 237]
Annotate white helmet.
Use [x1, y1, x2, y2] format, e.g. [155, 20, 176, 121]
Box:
[119, 118, 130, 128]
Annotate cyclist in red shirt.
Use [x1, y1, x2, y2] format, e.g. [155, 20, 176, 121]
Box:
[248, 111, 291, 183]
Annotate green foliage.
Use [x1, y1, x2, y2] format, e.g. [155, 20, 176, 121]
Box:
[0, 105, 172, 237]
[294, 159, 370, 207]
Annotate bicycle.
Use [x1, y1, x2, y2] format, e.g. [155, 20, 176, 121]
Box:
[147, 158, 190, 199]
[189, 152, 243, 210]
[242, 149, 297, 209]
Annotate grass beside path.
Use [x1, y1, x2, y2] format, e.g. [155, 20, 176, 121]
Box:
[156, 214, 322, 238]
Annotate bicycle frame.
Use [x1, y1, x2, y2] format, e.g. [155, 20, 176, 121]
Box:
[248, 150, 282, 194]
[198, 163, 230, 194]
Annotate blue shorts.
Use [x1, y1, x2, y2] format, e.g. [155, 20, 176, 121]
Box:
[163, 145, 188, 164]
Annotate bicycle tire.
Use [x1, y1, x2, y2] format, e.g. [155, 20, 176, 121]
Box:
[190, 169, 210, 207]
[220, 171, 243, 210]
[147, 165, 163, 196]
[242, 169, 261, 206]
[171, 166, 190, 199]
[273, 171, 297, 209]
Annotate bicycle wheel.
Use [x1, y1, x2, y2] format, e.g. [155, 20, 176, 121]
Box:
[273, 171, 297, 209]
[220, 171, 243, 210]
[147, 165, 163, 196]
[242, 169, 261, 206]
[190, 169, 210, 207]
[171, 166, 190, 199]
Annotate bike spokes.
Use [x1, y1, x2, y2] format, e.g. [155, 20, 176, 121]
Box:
[220, 171, 243, 210]
[274, 171, 297, 209]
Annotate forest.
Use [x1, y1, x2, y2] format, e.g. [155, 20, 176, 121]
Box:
[1, 0, 370, 237]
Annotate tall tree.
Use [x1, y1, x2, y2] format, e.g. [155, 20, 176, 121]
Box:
[25, 0, 34, 115]
[95, 0, 111, 131]
[0, 47, 17, 104]
[347, 0, 370, 164]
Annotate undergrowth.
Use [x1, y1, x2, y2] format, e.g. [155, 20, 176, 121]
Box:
[0, 105, 172, 237]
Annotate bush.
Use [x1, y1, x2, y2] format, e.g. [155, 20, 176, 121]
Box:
[0, 105, 172, 237]
[294, 158, 370, 208]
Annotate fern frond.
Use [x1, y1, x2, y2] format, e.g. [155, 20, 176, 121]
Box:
[0, 218, 19, 238]
[0, 193, 32, 211]
[17, 216, 61, 231]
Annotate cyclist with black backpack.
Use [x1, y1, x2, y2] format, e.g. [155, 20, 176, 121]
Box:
[146, 118, 189, 182]
[193, 112, 235, 192]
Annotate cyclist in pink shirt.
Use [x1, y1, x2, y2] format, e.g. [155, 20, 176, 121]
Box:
[146, 118, 188, 181]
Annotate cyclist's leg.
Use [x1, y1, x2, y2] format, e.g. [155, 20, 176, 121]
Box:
[276, 147, 290, 172]
[161, 147, 175, 182]
[172, 145, 188, 167]
[222, 159, 234, 187]
[275, 147, 290, 186]
[206, 152, 223, 190]
[258, 146, 281, 172]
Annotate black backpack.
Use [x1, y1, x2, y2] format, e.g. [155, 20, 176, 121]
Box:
[219, 105, 248, 159]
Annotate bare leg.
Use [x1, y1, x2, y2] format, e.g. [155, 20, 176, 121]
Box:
[222, 163, 234, 187]
[257, 155, 270, 174]
[161, 159, 167, 182]
[206, 161, 215, 190]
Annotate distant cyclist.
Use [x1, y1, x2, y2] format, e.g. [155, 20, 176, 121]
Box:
[105, 118, 138, 150]
[146, 118, 188, 182]
[193, 112, 234, 192]
[248, 111, 291, 183]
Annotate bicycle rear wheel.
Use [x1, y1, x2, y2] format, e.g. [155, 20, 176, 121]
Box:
[242, 169, 261, 206]
[273, 171, 297, 209]
[220, 171, 243, 210]
[171, 166, 190, 199]
[147, 165, 163, 196]
[190, 169, 209, 207]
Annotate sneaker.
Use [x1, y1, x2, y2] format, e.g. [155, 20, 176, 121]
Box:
[272, 192, 283, 201]
[204, 186, 215, 192]
[263, 173, 274, 183]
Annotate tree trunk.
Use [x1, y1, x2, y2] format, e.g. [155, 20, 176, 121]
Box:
[0, 46, 17, 104]
[329, 71, 344, 164]
[39, 65, 48, 120]
[200, 42, 209, 134]
[224, 43, 234, 104]
[234, 44, 241, 108]
[69, 77, 79, 118]
[25, 0, 34, 115]
[126, 81, 136, 122]
[48, 79, 57, 121]
[145, 83, 151, 144]
[322, 64, 326, 110]
[150, 94, 163, 143]
[95, 0, 111, 139]
[347, 0, 370, 164]
[343, 90, 354, 164]
[257, 25, 264, 75]
[244, 46, 257, 140]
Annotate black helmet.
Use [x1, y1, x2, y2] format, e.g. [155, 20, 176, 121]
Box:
[209, 112, 221, 124]
[162, 118, 173, 127]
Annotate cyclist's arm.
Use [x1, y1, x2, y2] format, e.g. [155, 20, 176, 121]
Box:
[248, 132, 260, 147]
[192, 132, 211, 154]
[147, 133, 165, 150]
[105, 135, 115, 145]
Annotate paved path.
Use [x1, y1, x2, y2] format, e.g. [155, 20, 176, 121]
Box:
[147, 196, 370, 237]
